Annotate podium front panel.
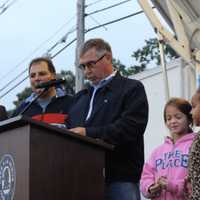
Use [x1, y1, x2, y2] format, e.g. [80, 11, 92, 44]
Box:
[30, 125, 105, 200]
[0, 125, 30, 200]
[0, 118, 109, 200]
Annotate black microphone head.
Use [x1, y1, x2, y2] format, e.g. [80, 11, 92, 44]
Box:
[35, 78, 66, 89]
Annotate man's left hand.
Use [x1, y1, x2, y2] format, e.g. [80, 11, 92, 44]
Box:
[69, 127, 86, 136]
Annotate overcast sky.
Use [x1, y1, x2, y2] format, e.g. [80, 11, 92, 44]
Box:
[0, 0, 156, 109]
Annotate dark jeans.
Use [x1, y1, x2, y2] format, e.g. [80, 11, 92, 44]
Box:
[105, 182, 141, 200]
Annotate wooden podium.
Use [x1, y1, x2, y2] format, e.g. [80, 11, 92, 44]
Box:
[0, 116, 113, 200]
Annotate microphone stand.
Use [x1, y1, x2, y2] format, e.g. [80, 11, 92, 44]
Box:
[19, 87, 49, 115]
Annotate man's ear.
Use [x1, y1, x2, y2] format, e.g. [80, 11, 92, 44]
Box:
[105, 52, 112, 62]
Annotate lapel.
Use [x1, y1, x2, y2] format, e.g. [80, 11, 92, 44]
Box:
[86, 87, 110, 123]
[81, 88, 93, 124]
[85, 72, 122, 123]
[70, 88, 92, 126]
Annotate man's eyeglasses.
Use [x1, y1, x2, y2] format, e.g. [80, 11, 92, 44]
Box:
[79, 54, 106, 70]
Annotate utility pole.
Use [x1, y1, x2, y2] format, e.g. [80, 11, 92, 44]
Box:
[75, 0, 85, 92]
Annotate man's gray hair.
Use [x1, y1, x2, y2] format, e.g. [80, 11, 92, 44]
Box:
[80, 38, 112, 57]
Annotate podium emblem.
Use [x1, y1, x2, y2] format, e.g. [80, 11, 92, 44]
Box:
[0, 154, 16, 200]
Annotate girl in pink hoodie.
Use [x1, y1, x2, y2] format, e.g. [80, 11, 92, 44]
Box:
[140, 98, 196, 200]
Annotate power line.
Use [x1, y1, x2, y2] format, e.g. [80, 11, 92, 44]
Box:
[0, 16, 76, 89]
[0, 38, 77, 98]
[86, 11, 144, 33]
[85, 0, 131, 33]
[0, 8, 145, 99]
[0, 0, 9, 8]
[85, 0, 107, 8]
[85, 0, 131, 16]
[52, 10, 144, 58]
[49, 0, 131, 57]
[0, 0, 18, 15]
[0, 15, 76, 81]
[0, 37, 77, 99]
[88, 15, 107, 31]
[44, 26, 76, 56]
[0, 68, 28, 93]
[51, 38, 77, 59]
[0, 27, 76, 97]
[0, 75, 28, 100]
[0, 0, 130, 91]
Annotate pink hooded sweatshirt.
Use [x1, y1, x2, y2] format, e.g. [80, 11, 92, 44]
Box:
[140, 133, 197, 200]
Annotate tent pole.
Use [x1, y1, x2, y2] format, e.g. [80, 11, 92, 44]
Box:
[158, 33, 170, 101]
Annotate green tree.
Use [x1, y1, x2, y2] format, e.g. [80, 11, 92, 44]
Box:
[114, 38, 178, 76]
[13, 87, 32, 107]
[112, 58, 131, 77]
[59, 70, 75, 95]
[113, 58, 146, 76]
[131, 38, 179, 67]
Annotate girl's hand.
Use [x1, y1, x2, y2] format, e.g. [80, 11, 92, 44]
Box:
[183, 176, 192, 199]
[148, 177, 167, 198]
[157, 176, 168, 190]
[148, 183, 162, 198]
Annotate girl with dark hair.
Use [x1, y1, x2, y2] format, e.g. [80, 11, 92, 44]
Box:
[140, 97, 196, 200]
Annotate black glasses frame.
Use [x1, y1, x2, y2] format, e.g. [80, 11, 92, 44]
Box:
[79, 54, 106, 70]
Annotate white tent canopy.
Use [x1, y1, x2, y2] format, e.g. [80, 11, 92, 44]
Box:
[152, 0, 200, 53]
[137, 0, 200, 97]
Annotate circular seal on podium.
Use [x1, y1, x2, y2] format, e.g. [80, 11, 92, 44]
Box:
[0, 154, 16, 200]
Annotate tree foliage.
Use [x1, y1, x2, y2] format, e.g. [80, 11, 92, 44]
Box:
[13, 87, 32, 107]
[132, 38, 179, 67]
[59, 70, 75, 95]
[112, 58, 130, 77]
[113, 58, 146, 76]
[113, 37, 178, 76]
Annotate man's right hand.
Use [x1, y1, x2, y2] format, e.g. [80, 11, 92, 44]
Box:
[69, 127, 86, 136]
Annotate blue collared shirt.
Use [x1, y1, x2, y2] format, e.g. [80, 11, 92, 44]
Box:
[24, 88, 65, 112]
[85, 71, 116, 121]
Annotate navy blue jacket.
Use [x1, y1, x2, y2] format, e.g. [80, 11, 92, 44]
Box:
[67, 72, 149, 183]
[12, 92, 73, 118]
[0, 105, 7, 121]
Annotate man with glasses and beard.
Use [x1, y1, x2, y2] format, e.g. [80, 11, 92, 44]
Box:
[67, 38, 149, 200]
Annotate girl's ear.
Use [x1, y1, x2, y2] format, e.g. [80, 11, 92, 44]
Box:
[188, 117, 193, 132]
[52, 73, 56, 79]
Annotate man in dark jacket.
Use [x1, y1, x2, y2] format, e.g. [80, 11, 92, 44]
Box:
[12, 57, 73, 126]
[68, 38, 149, 200]
[0, 105, 8, 121]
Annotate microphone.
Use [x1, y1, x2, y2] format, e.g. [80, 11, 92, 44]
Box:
[19, 76, 69, 115]
[35, 78, 66, 89]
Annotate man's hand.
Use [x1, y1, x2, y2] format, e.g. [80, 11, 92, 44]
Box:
[69, 127, 86, 136]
